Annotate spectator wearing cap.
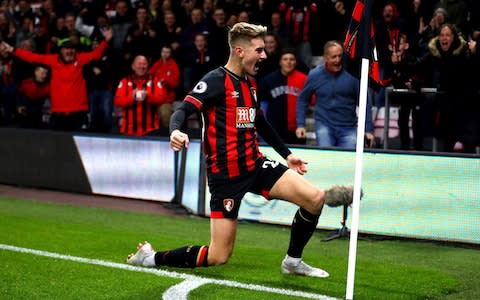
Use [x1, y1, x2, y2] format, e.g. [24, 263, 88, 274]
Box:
[63, 30, 92, 53]
[434, 0, 467, 32]
[52, 13, 92, 53]
[0, 28, 113, 131]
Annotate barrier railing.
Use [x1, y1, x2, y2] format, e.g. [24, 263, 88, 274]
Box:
[383, 87, 441, 150]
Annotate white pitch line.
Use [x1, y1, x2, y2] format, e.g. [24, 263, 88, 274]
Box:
[0, 244, 339, 300]
[163, 278, 212, 299]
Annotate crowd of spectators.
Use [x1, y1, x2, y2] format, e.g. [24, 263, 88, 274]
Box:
[0, 0, 478, 153]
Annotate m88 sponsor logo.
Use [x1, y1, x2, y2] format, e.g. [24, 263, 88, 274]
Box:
[236, 107, 255, 128]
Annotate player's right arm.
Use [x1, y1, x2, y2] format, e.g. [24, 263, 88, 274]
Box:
[169, 69, 223, 151]
[169, 101, 197, 151]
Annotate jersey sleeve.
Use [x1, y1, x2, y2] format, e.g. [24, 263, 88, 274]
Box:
[183, 69, 224, 111]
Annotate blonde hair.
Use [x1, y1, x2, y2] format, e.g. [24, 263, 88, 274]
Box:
[228, 22, 267, 49]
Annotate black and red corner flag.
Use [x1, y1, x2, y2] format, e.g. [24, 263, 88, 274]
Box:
[343, 0, 386, 91]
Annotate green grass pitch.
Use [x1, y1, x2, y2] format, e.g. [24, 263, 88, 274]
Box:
[1, 196, 479, 299]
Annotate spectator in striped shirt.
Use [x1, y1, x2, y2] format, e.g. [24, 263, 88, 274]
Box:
[114, 55, 167, 136]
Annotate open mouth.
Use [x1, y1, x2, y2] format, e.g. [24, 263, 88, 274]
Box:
[440, 42, 450, 50]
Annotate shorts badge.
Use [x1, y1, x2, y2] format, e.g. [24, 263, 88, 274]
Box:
[223, 199, 234, 212]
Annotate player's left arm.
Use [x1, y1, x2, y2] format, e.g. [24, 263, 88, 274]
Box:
[256, 113, 307, 175]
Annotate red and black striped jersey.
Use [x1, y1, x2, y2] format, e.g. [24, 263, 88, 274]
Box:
[184, 67, 264, 183]
[114, 75, 166, 136]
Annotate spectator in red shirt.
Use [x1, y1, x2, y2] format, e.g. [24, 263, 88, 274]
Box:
[16, 65, 50, 129]
[114, 55, 167, 136]
[0, 28, 113, 131]
[149, 45, 180, 128]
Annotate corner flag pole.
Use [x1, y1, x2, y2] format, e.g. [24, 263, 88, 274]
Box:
[345, 57, 369, 300]
[345, 0, 373, 298]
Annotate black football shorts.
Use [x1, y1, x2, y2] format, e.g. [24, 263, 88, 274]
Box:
[209, 156, 288, 219]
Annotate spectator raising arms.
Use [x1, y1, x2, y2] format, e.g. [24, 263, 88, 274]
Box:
[419, 24, 478, 153]
[0, 28, 112, 131]
[114, 55, 167, 136]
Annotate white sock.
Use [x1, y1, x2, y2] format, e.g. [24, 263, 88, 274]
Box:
[143, 252, 157, 267]
[284, 255, 301, 266]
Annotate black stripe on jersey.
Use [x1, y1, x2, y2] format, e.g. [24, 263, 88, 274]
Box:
[132, 101, 138, 133]
[245, 77, 261, 170]
[232, 77, 248, 175]
[213, 74, 229, 176]
[141, 100, 147, 132]
[150, 105, 156, 129]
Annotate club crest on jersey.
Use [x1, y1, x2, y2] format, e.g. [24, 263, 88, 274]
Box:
[223, 199, 234, 212]
[193, 81, 207, 93]
[236, 107, 255, 128]
[250, 87, 257, 102]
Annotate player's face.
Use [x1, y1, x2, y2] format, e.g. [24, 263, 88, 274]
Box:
[279, 53, 296, 75]
[324, 44, 343, 73]
[241, 37, 266, 76]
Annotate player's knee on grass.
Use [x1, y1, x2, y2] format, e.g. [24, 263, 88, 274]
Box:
[208, 248, 232, 266]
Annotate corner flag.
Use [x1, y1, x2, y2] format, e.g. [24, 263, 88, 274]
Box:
[343, 1, 375, 299]
[344, 0, 385, 91]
